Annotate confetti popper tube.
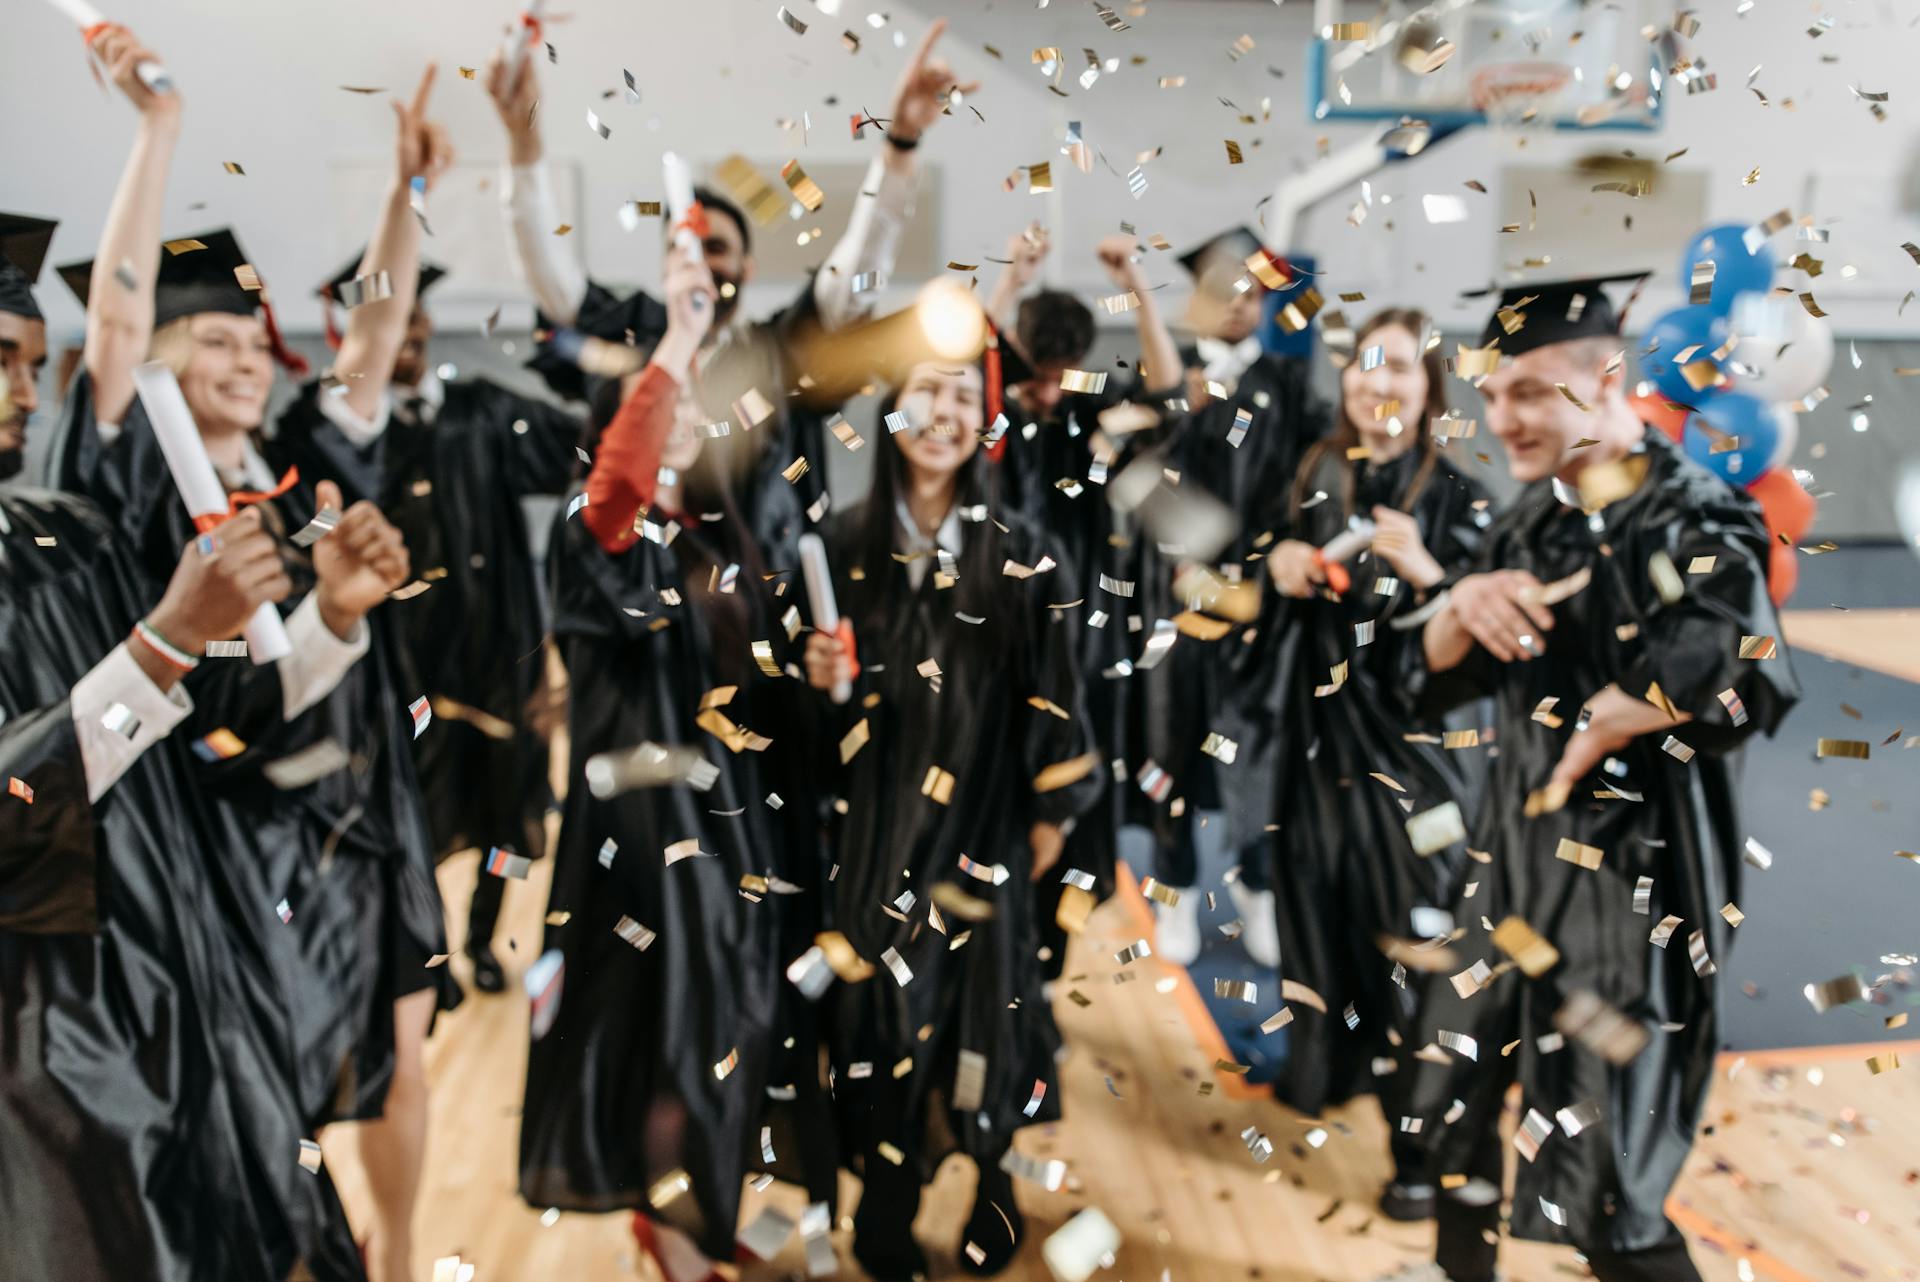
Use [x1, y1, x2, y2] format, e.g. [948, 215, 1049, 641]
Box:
[504, 0, 548, 88]
[798, 533, 851, 704]
[46, 0, 173, 93]
[131, 362, 290, 664]
[662, 150, 710, 315]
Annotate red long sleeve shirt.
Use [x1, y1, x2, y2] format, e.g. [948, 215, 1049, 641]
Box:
[581, 362, 677, 553]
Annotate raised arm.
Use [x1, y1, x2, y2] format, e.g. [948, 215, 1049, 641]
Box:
[81, 26, 182, 427]
[812, 18, 976, 331]
[984, 227, 1048, 335]
[334, 65, 452, 422]
[485, 52, 589, 326]
[1095, 233, 1183, 394]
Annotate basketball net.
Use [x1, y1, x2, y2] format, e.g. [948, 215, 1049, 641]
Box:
[1470, 61, 1573, 141]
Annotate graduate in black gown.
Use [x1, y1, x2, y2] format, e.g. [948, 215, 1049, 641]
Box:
[1134, 226, 1333, 966]
[1384, 278, 1799, 1282]
[981, 228, 1187, 977]
[47, 55, 456, 1282]
[1, 199, 364, 1280]
[803, 344, 1102, 1281]
[483, 20, 972, 553]
[275, 252, 586, 994]
[518, 215, 830, 1282]
[1255, 308, 1489, 1221]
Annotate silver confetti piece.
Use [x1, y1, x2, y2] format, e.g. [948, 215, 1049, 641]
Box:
[881, 946, 913, 986]
[999, 1147, 1064, 1189]
[1555, 1099, 1602, 1136]
[1650, 914, 1683, 947]
[1514, 1107, 1554, 1162]
[1632, 875, 1654, 914]
[297, 1139, 323, 1173]
[614, 915, 656, 950]
[205, 640, 248, 658]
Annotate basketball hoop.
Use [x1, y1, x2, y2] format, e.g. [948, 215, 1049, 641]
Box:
[1470, 61, 1573, 133]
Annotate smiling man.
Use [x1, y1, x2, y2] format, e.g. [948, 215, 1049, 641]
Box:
[1379, 277, 1801, 1282]
[0, 214, 54, 479]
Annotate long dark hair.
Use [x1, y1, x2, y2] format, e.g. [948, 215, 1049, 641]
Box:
[848, 387, 1009, 640]
[1292, 306, 1449, 520]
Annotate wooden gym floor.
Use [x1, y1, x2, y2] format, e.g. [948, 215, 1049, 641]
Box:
[320, 615, 1920, 1281]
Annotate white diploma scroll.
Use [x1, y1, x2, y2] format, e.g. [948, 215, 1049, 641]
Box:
[798, 532, 851, 704]
[45, 0, 173, 94]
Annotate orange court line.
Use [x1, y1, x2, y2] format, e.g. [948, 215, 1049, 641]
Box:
[1113, 860, 1272, 1101]
[1664, 1201, 1821, 1282]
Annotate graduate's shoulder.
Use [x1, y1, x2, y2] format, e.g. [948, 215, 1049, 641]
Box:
[1633, 429, 1768, 540]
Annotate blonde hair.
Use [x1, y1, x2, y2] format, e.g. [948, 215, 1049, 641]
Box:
[147, 316, 195, 375]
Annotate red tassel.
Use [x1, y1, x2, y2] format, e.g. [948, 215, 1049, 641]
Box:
[983, 325, 1007, 463]
[256, 294, 310, 378]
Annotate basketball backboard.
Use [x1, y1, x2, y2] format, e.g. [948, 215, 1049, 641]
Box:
[1306, 0, 1669, 132]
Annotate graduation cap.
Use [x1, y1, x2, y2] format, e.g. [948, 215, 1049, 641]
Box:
[317, 249, 446, 349]
[57, 228, 309, 375]
[0, 212, 58, 321]
[1178, 225, 1290, 297]
[1475, 272, 1650, 356]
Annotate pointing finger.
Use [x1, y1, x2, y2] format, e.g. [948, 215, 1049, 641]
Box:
[410, 62, 438, 117]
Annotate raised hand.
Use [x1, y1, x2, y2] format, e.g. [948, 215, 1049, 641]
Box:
[1095, 233, 1146, 292]
[91, 25, 178, 119]
[484, 46, 544, 164]
[311, 480, 411, 638]
[886, 18, 980, 145]
[393, 64, 454, 192]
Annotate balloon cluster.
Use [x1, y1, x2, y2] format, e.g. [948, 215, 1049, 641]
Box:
[1630, 225, 1822, 603]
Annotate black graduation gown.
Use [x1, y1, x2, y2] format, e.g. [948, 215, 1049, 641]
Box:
[1404, 428, 1799, 1252]
[53, 371, 454, 1127]
[529, 278, 828, 558]
[520, 502, 829, 1257]
[269, 378, 583, 864]
[820, 504, 1101, 1173]
[1257, 448, 1489, 1120]
[0, 485, 364, 1282]
[1127, 350, 1332, 877]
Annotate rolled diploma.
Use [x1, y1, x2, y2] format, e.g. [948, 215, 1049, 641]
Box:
[661, 150, 710, 314]
[44, 0, 173, 93]
[131, 361, 292, 665]
[798, 533, 850, 704]
[1319, 517, 1378, 566]
[504, 0, 548, 87]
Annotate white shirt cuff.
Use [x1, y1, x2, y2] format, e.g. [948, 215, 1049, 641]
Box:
[503, 160, 589, 326]
[315, 385, 392, 448]
[278, 593, 371, 720]
[71, 642, 193, 804]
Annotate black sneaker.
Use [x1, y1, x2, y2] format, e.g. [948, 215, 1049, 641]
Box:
[1379, 1180, 1437, 1221]
[468, 941, 506, 994]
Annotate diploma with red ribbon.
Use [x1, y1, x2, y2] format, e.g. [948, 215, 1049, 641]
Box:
[799, 533, 853, 704]
[662, 150, 711, 316]
[505, 0, 548, 92]
[131, 361, 293, 664]
[1314, 516, 1377, 597]
[45, 0, 173, 93]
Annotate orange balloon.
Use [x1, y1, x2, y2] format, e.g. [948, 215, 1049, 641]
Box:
[1748, 467, 1816, 605]
[1631, 390, 1691, 442]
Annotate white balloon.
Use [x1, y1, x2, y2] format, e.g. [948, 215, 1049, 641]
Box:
[1730, 293, 1834, 402]
[1768, 404, 1800, 470]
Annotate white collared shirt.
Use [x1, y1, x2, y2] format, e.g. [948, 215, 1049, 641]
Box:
[894, 497, 962, 592]
[1195, 335, 1263, 388]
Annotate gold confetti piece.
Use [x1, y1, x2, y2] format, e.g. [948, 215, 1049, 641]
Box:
[1720, 903, 1745, 927]
[1281, 978, 1328, 1012]
[1554, 838, 1604, 871]
[1224, 139, 1244, 165]
[1454, 344, 1500, 377]
[222, 161, 246, 176]
[1492, 918, 1561, 977]
[1899, 851, 1920, 865]
[544, 910, 572, 926]
[1033, 751, 1100, 794]
[1867, 1053, 1901, 1074]
[1200, 732, 1238, 764]
[1803, 973, 1865, 1012]
[920, 766, 956, 805]
[1059, 368, 1106, 394]
[1888, 1012, 1909, 1029]
[1524, 780, 1571, 817]
[1450, 959, 1493, 999]
[1555, 383, 1591, 411]
[713, 155, 787, 226]
[1532, 697, 1565, 729]
[1260, 1007, 1295, 1034]
[1738, 635, 1777, 659]
[614, 915, 657, 950]
[776, 4, 808, 33]
[1327, 20, 1372, 38]
[1798, 291, 1828, 318]
[162, 238, 207, 256]
[664, 837, 708, 865]
[781, 456, 810, 485]
[837, 719, 871, 764]
[1138, 876, 1182, 906]
[552, 223, 573, 236]
[1816, 738, 1869, 760]
[1028, 161, 1053, 194]
[1644, 681, 1682, 720]
[1404, 802, 1466, 856]
[780, 159, 825, 212]
[1648, 550, 1684, 604]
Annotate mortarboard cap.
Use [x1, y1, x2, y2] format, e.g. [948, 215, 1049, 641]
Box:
[319, 250, 445, 304]
[57, 228, 309, 374]
[1177, 225, 1289, 298]
[1475, 272, 1650, 356]
[1, 212, 59, 321]
[59, 228, 264, 328]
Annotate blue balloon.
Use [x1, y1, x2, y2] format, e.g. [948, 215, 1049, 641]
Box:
[1641, 305, 1729, 404]
[1679, 223, 1774, 314]
[1682, 390, 1781, 488]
